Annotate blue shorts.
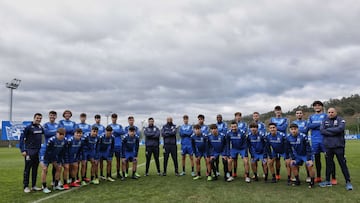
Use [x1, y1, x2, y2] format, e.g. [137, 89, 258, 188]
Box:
[181, 145, 193, 155]
[82, 150, 96, 161]
[230, 148, 248, 159]
[124, 152, 137, 162]
[39, 144, 48, 165]
[209, 152, 221, 158]
[195, 151, 207, 158]
[311, 141, 325, 154]
[251, 153, 267, 163]
[271, 152, 288, 160]
[114, 147, 122, 158]
[292, 155, 313, 166]
[99, 151, 113, 161]
[65, 153, 80, 164]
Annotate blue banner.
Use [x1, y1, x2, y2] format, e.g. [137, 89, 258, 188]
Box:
[345, 134, 360, 140]
[1, 121, 32, 140]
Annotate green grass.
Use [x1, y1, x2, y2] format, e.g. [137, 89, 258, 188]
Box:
[1, 141, 360, 203]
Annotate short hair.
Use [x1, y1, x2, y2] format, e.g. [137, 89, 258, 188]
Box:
[183, 115, 189, 119]
[80, 113, 87, 117]
[193, 124, 201, 129]
[249, 122, 258, 128]
[198, 114, 205, 119]
[106, 126, 113, 131]
[230, 121, 237, 125]
[268, 122, 277, 127]
[75, 128, 83, 133]
[216, 114, 222, 118]
[289, 123, 298, 128]
[63, 110, 72, 117]
[128, 126, 136, 131]
[34, 113, 42, 118]
[234, 112, 242, 116]
[253, 112, 260, 115]
[148, 117, 154, 121]
[274, 106, 282, 111]
[312, 100, 324, 107]
[111, 113, 118, 118]
[92, 126, 99, 131]
[57, 128, 66, 135]
[128, 116, 134, 120]
[94, 114, 101, 119]
[49, 111, 57, 115]
[209, 124, 218, 129]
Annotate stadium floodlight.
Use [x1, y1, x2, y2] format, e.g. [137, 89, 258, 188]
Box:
[6, 78, 21, 122]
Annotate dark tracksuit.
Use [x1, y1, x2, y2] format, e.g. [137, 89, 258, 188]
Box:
[144, 124, 161, 174]
[19, 122, 44, 189]
[161, 123, 178, 174]
[320, 116, 351, 183]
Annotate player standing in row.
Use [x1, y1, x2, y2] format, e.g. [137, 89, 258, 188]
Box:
[41, 111, 59, 189]
[58, 110, 76, 139]
[41, 128, 67, 193]
[226, 121, 250, 183]
[124, 116, 140, 178]
[179, 115, 195, 176]
[20, 113, 44, 193]
[287, 123, 315, 188]
[92, 114, 106, 180]
[247, 122, 268, 182]
[98, 126, 115, 181]
[191, 124, 209, 180]
[122, 127, 140, 180]
[162, 117, 179, 176]
[233, 112, 247, 177]
[308, 101, 336, 184]
[270, 106, 288, 134]
[266, 123, 291, 184]
[65, 128, 83, 188]
[81, 126, 100, 185]
[108, 113, 126, 179]
[252, 112, 266, 134]
[144, 117, 161, 176]
[75, 113, 91, 182]
[208, 124, 228, 181]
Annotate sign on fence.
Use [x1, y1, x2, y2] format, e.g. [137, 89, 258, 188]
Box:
[1, 121, 31, 140]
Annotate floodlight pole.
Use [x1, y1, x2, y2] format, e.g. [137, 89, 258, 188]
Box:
[5, 78, 21, 147]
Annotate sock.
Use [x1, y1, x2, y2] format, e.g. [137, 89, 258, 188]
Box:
[295, 175, 299, 181]
[91, 176, 94, 180]
[183, 166, 185, 172]
[234, 168, 237, 174]
[288, 175, 291, 180]
[122, 171, 125, 177]
[265, 173, 268, 181]
[117, 169, 120, 175]
[254, 173, 258, 178]
[55, 180, 59, 187]
[272, 174, 276, 178]
[276, 169, 280, 175]
[192, 166, 194, 172]
[246, 172, 249, 178]
[42, 182, 46, 188]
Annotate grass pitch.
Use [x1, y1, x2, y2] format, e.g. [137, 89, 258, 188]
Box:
[1, 141, 360, 203]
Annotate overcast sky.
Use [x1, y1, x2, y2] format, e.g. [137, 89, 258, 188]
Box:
[1, 0, 359, 127]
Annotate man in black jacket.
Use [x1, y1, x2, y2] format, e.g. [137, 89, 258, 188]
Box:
[161, 117, 179, 176]
[319, 107, 353, 190]
[20, 113, 44, 193]
[144, 117, 161, 176]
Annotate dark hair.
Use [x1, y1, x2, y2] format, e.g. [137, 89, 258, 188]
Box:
[193, 124, 201, 129]
[312, 100, 324, 107]
[106, 126, 113, 131]
[80, 113, 87, 117]
[234, 112, 242, 116]
[34, 113, 42, 118]
[92, 126, 99, 131]
[49, 111, 57, 115]
[75, 128, 83, 133]
[216, 114, 222, 118]
[128, 126, 136, 131]
[183, 115, 189, 119]
[63, 110, 72, 117]
[209, 124, 218, 129]
[197, 114, 205, 119]
[148, 117, 154, 121]
[57, 128, 66, 135]
[274, 106, 281, 111]
[268, 122, 277, 127]
[289, 123, 298, 128]
[253, 112, 259, 115]
[128, 116, 134, 120]
[231, 121, 237, 125]
[249, 122, 258, 128]
[111, 113, 118, 118]
[94, 114, 101, 119]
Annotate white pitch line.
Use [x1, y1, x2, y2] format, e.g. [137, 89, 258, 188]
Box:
[32, 157, 166, 203]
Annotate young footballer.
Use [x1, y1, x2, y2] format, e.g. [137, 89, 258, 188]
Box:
[81, 126, 100, 185]
[208, 124, 228, 181]
[265, 123, 291, 183]
[247, 122, 268, 182]
[226, 121, 250, 183]
[66, 128, 83, 187]
[124, 116, 141, 177]
[269, 106, 288, 134]
[41, 128, 67, 193]
[191, 125, 209, 180]
[98, 126, 115, 181]
[233, 112, 248, 177]
[122, 127, 140, 180]
[287, 123, 315, 188]
[108, 113, 126, 178]
[179, 115, 195, 176]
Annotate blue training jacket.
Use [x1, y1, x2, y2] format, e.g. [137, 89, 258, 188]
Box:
[287, 132, 312, 160]
[179, 124, 193, 146]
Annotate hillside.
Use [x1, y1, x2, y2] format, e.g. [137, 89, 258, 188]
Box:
[241, 94, 360, 134]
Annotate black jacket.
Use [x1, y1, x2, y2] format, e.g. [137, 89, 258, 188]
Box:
[161, 123, 177, 145]
[144, 125, 160, 147]
[320, 116, 346, 148]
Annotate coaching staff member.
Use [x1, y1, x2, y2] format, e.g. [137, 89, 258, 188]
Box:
[144, 117, 161, 176]
[161, 117, 179, 176]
